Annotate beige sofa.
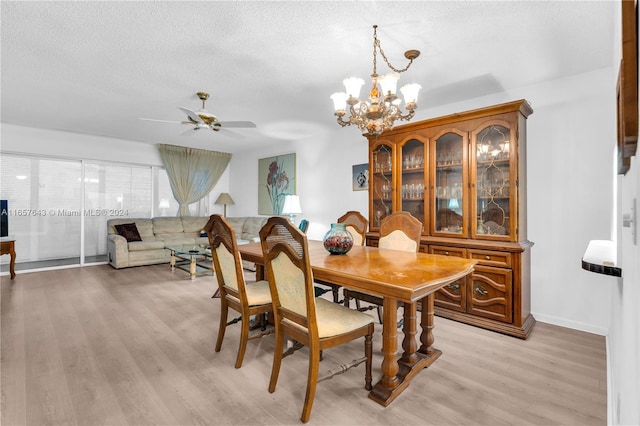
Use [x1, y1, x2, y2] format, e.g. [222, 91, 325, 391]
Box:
[107, 216, 268, 269]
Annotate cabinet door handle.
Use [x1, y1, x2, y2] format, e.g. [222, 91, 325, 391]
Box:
[485, 255, 491, 260]
[444, 251, 449, 256]
[447, 282, 460, 291]
[474, 284, 488, 297]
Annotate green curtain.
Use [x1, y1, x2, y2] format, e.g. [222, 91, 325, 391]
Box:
[157, 144, 232, 217]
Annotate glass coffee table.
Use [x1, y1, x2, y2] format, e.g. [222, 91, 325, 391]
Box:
[165, 245, 213, 280]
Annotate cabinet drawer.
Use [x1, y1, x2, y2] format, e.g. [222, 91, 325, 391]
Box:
[469, 265, 513, 323]
[429, 245, 466, 258]
[468, 249, 511, 268]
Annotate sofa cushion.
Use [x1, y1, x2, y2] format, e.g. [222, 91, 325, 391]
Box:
[158, 233, 194, 244]
[153, 217, 184, 235]
[241, 217, 267, 240]
[128, 240, 166, 251]
[115, 223, 142, 242]
[108, 218, 155, 240]
[181, 217, 209, 234]
[225, 217, 247, 239]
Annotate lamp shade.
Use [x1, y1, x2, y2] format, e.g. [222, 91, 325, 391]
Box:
[215, 193, 235, 206]
[330, 92, 347, 112]
[281, 195, 302, 216]
[400, 83, 421, 105]
[158, 198, 171, 209]
[343, 77, 365, 99]
[378, 73, 399, 96]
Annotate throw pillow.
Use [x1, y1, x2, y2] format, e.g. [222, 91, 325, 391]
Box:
[115, 223, 142, 242]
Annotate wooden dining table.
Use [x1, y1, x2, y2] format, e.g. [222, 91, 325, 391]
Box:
[237, 239, 477, 407]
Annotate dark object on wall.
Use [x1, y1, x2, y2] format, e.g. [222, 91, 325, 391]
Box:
[1, 200, 8, 237]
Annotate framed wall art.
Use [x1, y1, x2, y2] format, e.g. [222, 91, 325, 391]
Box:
[258, 153, 296, 215]
[352, 163, 369, 191]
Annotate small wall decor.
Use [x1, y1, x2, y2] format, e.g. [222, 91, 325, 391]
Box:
[352, 163, 369, 191]
[258, 153, 296, 215]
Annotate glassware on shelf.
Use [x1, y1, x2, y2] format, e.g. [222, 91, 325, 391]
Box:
[375, 211, 383, 227]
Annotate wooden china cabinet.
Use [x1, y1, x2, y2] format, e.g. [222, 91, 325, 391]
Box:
[367, 100, 535, 338]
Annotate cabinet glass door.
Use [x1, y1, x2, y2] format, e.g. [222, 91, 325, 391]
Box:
[472, 124, 513, 239]
[399, 138, 426, 229]
[371, 142, 394, 229]
[432, 131, 467, 237]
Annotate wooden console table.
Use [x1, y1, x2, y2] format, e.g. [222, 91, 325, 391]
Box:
[0, 238, 16, 279]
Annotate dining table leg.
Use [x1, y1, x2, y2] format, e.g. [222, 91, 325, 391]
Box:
[369, 296, 400, 405]
[400, 302, 418, 364]
[419, 293, 436, 355]
[369, 294, 442, 407]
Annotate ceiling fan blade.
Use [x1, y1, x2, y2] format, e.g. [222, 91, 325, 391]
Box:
[218, 120, 257, 128]
[218, 127, 245, 139]
[180, 127, 197, 136]
[139, 118, 183, 124]
[178, 107, 204, 124]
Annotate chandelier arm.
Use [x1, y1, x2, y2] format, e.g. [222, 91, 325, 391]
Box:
[396, 110, 416, 122]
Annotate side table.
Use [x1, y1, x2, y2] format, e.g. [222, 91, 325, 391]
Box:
[0, 238, 16, 279]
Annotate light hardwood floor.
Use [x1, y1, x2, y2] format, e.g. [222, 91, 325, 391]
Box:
[1, 264, 606, 425]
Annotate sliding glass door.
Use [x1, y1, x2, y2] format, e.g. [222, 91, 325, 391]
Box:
[0, 155, 82, 266]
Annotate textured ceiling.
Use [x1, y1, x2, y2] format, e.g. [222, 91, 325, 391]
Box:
[1, 1, 615, 154]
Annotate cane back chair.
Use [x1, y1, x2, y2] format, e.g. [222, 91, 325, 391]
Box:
[204, 214, 273, 369]
[259, 216, 374, 423]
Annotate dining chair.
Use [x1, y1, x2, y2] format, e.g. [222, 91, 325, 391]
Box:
[343, 211, 422, 323]
[314, 211, 369, 303]
[259, 216, 374, 423]
[204, 214, 273, 369]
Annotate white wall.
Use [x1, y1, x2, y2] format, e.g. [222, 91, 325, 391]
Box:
[228, 128, 369, 241]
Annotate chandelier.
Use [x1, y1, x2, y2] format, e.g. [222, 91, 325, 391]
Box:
[330, 25, 422, 137]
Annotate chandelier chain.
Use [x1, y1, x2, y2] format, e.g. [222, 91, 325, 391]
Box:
[373, 25, 414, 74]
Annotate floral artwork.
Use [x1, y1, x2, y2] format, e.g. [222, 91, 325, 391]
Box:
[258, 153, 296, 215]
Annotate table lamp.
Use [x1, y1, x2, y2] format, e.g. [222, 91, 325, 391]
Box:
[215, 193, 235, 217]
[281, 194, 302, 223]
[158, 198, 171, 216]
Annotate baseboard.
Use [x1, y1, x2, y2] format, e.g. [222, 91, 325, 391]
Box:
[531, 312, 609, 336]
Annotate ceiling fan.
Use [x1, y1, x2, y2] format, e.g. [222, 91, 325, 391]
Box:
[140, 92, 256, 137]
